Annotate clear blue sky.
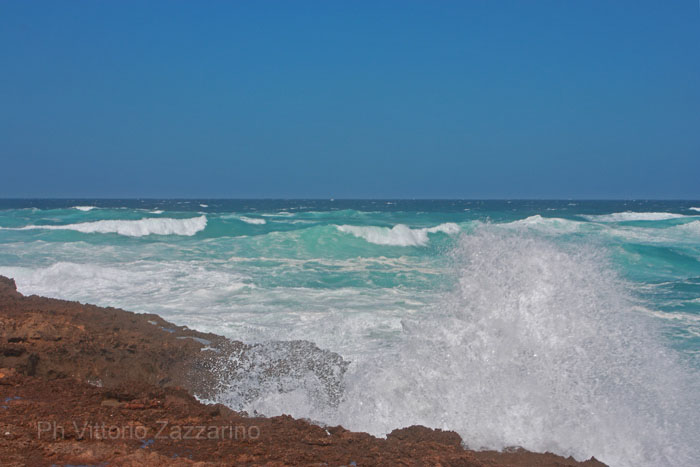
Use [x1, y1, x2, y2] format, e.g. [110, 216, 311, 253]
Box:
[1, 1, 699, 198]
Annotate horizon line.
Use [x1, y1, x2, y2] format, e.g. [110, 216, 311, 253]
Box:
[2, 197, 700, 202]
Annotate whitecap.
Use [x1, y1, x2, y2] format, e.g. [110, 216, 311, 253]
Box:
[583, 212, 690, 222]
[72, 206, 97, 212]
[239, 216, 267, 225]
[671, 220, 700, 236]
[501, 215, 584, 233]
[336, 223, 460, 246]
[2, 216, 207, 237]
[261, 211, 295, 217]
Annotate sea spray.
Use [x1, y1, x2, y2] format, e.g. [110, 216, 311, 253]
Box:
[209, 340, 348, 414]
[335, 229, 699, 466]
[211, 228, 699, 466]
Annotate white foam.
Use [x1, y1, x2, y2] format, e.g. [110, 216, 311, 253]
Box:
[588, 220, 700, 245]
[583, 212, 689, 222]
[2, 260, 253, 316]
[215, 229, 700, 466]
[72, 206, 97, 211]
[690, 207, 700, 212]
[343, 232, 699, 466]
[503, 215, 584, 233]
[671, 220, 700, 236]
[3, 216, 207, 237]
[239, 216, 267, 225]
[200, 204, 208, 208]
[150, 210, 164, 214]
[336, 223, 460, 246]
[261, 211, 295, 217]
[0, 254, 425, 358]
[642, 308, 700, 323]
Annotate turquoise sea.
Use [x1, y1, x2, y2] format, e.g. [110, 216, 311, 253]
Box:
[1, 199, 699, 466]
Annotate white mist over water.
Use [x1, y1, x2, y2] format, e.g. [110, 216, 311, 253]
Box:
[214, 229, 699, 467]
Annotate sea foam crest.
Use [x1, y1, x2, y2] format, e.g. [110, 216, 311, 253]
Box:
[671, 220, 700, 236]
[239, 216, 267, 225]
[336, 223, 460, 246]
[5, 216, 207, 237]
[583, 212, 690, 222]
[72, 206, 97, 211]
[503, 215, 583, 233]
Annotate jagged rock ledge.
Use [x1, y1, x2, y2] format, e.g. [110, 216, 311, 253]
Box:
[0, 276, 605, 466]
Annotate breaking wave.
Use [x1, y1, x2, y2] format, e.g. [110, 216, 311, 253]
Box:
[583, 212, 690, 222]
[213, 228, 700, 466]
[336, 223, 460, 246]
[338, 231, 700, 466]
[72, 206, 97, 211]
[239, 216, 267, 225]
[1, 260, 254, 319]
[672, 220, 700, 236]
[503, 215, 584, 233]
[2, 216, 207, 237]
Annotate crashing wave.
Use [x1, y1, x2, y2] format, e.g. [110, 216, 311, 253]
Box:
[671, 220, 700, 236]
[239, 216, 267, 225]
[336, 223, 460, 246]
[210, 340, 348, 413]
[72, 206, 97, 211]
[2, 216, 207, 237]
[502, 215, 583, 233]
[243, 228, 699, 467]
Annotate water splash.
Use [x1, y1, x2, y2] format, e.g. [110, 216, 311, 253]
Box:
[339, 229, 699, 465]
[214, 228, 699, 466]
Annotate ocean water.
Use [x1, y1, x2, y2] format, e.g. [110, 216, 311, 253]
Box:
[1, 199, 699, 466]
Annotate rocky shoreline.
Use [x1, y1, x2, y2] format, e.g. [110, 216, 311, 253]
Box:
[0, 275, 605, 466]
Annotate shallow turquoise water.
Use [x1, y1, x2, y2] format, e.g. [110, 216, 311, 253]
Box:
[1, 199, 699, 466]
